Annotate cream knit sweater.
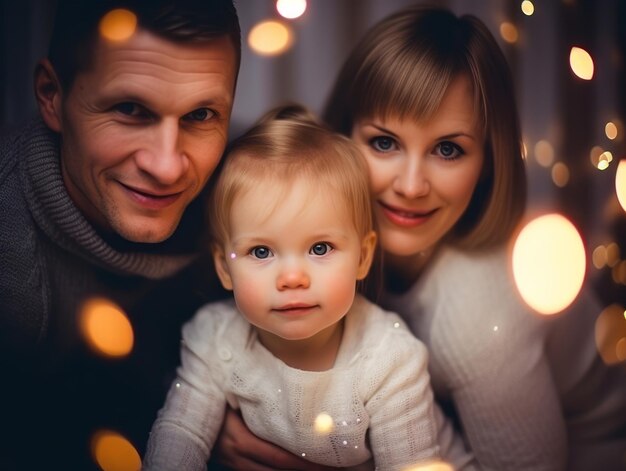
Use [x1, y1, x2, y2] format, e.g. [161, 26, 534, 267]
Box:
[383, 246, 626, 471]
[145, 295, 475, 470]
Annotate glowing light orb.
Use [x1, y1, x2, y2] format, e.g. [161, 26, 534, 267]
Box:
[605, 122, 618, 140]
[99, 9, 137, 42]
[595, 304, 626, 365]
[534, 140, 555, 167]
[80, 298, 134, 357]
[551, 162, 569, 187]
[276, 0, 307, 19]
[521, 1, 535, 16]
[512, 214, 586, 315]
[569, 47, 594, 80]
[314, 412, 335, 435]
[91, 430, 141, 471]
[500, 22, 519, 44]
[248, 20, 293, 56]
[592, 245, 608, 269]
[402, 461, 454, 471]
[616, 160, 626, 212]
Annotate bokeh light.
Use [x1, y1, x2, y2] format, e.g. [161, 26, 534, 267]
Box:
[99, 9, 137, 42]
[612, 261, 626, 285]
[592, 245, 608, 269]
[606, 242, 621, 267]
[500, 22, 519, 44]
[402, 461, 454, 471]
[276, 0, 307, 19]
[616, 160, 626, 212]
[589, 145, 604, 168]
[512, 214, 586, 315]
[551, 162, 570, 187]
[534, 139, 555, 167]
[597, 151, 613, 171]
[594, 304, 626, 365]
[605, 122, 619, 140]
[91, 430, 141, 471]
[80, 298, 134, 358]
[314, 412, 335, 435]
[248, 20, 293, 56]
[569, 46, 594, 80]
[521, 1, 535, 16]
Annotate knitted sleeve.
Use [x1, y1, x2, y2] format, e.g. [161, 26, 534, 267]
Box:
[428, 251, 567, 470]
[364, 318, 441, 470]
[143, 303, 234, 470]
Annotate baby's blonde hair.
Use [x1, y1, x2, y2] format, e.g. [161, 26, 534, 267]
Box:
[209, 104, 374, 248]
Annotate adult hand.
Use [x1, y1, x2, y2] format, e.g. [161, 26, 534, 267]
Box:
[213, 407, 374, 471]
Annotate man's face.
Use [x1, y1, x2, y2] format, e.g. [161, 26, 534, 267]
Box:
[57, 30, 237, 243]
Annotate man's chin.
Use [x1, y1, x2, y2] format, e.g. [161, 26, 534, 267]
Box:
[114, 221, 178, 244]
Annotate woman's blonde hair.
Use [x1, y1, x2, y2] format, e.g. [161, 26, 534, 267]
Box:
[323, 5, 527, 249]
[209, 104, 374, 248]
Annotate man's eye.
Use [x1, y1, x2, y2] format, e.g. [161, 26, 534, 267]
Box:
[251, 246, 272, 259]
[310, 243, 332, 256]
[114, 102, 145, 117]
[184, 108, 215, 122]
[370, 136, 396, 152]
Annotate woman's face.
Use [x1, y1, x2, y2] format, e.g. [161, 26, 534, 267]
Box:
[351, 75, 485, 257]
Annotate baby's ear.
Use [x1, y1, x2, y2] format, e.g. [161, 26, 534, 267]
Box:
[356, 231, 377, 280]
[212, 246, 234, 291]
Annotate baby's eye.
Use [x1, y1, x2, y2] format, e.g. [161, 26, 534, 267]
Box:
[310, 243, 333, 256]
[250, 246, 272, 259]
[435, 141, 464, 160]
[369, 136, 397, 153]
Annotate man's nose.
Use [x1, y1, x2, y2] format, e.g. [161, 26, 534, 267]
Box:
[135, 119, 188, 185]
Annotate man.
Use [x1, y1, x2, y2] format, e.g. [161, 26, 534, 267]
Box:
[0, 1, 239, 468]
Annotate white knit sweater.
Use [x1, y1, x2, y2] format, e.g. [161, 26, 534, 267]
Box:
[144, 295, 474, 470]
[383, 246, 626, 471]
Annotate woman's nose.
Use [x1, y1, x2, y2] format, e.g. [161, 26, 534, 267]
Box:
[393, 157, 430, 198]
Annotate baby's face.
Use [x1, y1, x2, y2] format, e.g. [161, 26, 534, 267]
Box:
[216, 179, 374, 344]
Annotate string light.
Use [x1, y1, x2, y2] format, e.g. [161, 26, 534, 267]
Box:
[500, 22, 519, 44]
[91, 430, 141, 471]
[248, 20, 293, 56]
[276, 0, 307, 19]
[521, 1, 535, 16]
[569, 47, 594, 80]
[99, 9, 137, 41]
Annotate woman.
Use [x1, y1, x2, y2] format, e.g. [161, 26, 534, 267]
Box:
[215, 6, 626, 470]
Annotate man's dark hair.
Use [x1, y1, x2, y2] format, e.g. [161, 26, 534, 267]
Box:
[48, 0, 241, 91]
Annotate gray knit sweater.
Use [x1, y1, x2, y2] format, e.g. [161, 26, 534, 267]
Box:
[0, 118, 218, 349]
[0, 119, 227, 469]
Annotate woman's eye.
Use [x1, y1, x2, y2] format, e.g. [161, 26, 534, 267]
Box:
[436, 141, 464, 160]
[370, 136, 397, 152]
[184, 108, 215, 122]
[310, 243, 332, 256]
[251, 246, 272, 259]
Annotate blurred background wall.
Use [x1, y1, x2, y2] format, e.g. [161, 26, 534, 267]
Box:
[1, 0, 624, 309]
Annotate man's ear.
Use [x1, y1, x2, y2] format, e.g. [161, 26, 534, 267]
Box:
[212, 245, 234, 291]
[356, 231, 377, 280]
[34, 59, 63, 133]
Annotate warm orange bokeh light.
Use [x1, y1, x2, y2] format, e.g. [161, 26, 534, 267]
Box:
[595, 304, 626, 365]
[569, 46, 594, 80]
[616, 160, 626, 212]
[80, 298, 134, 358]
[99, 9, 137, 42]
[402, 461, 454, 471]
[91, 430, 141, 471]
[248, 20, 293, 56]
[500, 22, 519, 44]
[512, 214, 586, 315]
[313, 412, 335, 435]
